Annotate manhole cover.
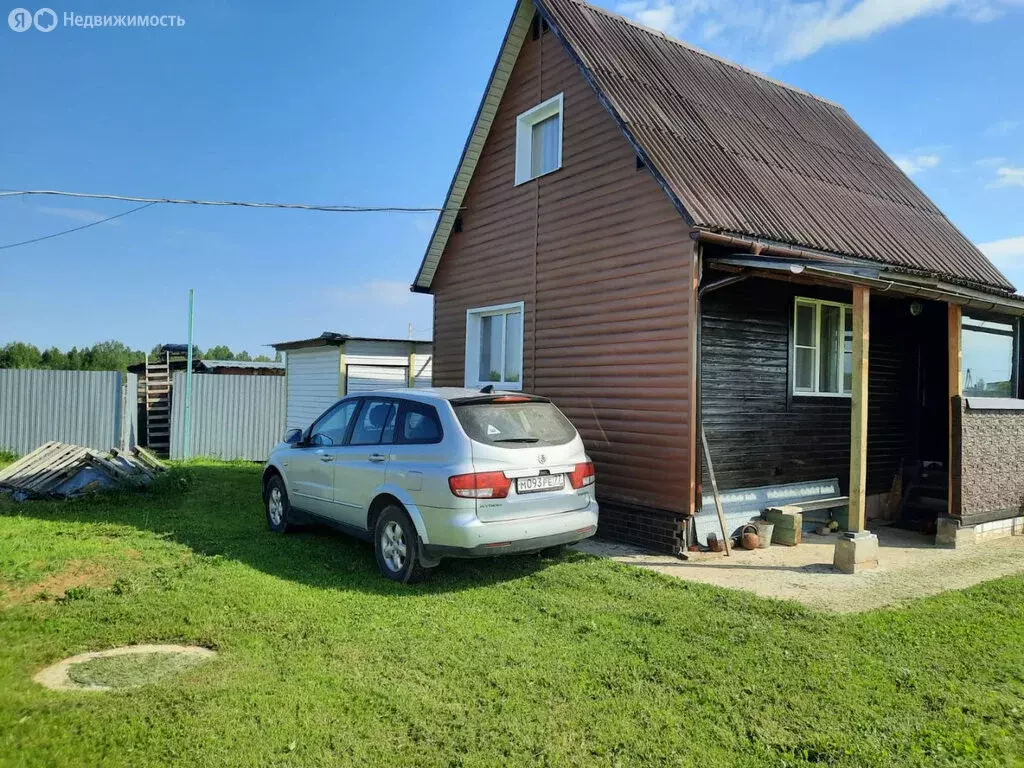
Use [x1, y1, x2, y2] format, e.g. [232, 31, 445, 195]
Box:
[34, 644, 216, 691]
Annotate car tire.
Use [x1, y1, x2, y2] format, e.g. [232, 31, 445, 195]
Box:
[374, 505, 432, 584]
[264, 475, 292, 533]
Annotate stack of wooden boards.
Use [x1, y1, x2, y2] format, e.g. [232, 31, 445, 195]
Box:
[0, 442, 165, 499]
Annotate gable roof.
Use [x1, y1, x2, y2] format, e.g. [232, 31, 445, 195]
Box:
[413, 0, 1014, 294]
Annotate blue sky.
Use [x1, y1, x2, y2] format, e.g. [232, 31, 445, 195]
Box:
[1, 0, 1022, 356]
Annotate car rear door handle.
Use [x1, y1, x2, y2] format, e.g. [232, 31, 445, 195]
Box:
[368, 453, 387, 463]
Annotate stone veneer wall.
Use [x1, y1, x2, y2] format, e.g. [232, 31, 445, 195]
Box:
[959, 403, 1024, 525]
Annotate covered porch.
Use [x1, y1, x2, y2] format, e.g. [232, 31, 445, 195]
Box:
[692, 242, 1024, 564]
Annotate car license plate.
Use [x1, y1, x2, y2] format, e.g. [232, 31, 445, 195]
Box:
[516, 474, 564, 494]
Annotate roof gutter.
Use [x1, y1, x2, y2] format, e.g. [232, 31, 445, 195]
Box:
[695, 228, 1020, 302]
[695, 229, 866, 266]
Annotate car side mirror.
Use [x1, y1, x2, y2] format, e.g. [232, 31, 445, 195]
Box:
[283, 428, 303, 445]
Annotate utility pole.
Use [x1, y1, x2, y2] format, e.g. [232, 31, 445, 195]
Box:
[183, 288, 195, 460]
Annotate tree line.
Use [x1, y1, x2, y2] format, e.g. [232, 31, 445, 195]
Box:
[0, 341, 279, 373]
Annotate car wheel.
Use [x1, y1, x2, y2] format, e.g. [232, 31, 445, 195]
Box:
[374, 505, 432, 584]
[264, 475, 292, 533]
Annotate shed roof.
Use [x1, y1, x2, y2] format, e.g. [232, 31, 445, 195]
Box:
[413, 0, 1014, 294]
[270, 332, 432, 352]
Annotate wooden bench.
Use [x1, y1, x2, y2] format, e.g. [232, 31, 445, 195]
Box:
[764, 479, 849, 546]
[695, 478, 849, 547]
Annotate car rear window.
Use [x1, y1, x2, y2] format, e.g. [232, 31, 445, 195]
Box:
[454, 401, 577, 448]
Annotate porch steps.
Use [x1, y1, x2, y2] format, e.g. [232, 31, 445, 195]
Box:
[898, 461, 948, 533]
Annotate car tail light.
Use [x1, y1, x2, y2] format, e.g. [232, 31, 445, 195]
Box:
[568, 461, 596, 489]
[448, 471, 512, 499]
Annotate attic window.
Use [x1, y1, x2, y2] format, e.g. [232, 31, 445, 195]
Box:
[515, 93, 563, 185]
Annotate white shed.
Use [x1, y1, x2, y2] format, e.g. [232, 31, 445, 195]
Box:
[272, 332, 433, 431]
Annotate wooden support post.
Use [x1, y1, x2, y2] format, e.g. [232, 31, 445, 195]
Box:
[408, 343, 416, 388]
[848, 285, 870, 533]
[948, 304, 962, 517]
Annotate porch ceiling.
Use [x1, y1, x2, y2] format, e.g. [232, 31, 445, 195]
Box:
[709, 255, 1024, 317]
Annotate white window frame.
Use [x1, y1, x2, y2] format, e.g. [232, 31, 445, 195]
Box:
[793, 297, 853, 398]
[514, 93, 564, 185]
[465, 301, 525, 390]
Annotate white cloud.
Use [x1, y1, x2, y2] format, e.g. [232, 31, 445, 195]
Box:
[612, 0, 1024, 65]
[893, 153, 941, 175]
[989, 166, 1024, 187]
[979, 236, 1024, 290]
[975, 156, 1007, 167]
[983, 119, 1020, 137]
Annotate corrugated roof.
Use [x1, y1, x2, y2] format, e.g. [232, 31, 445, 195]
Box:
[413, 0, 1014, 294]
[270, 332, 432, 351]
[538, 0, 1014, 293]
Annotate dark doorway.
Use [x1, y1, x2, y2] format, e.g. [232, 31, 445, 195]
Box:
[898, 299, 949, 532]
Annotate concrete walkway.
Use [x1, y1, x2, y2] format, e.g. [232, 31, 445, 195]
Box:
[575, 526, 1024, 612]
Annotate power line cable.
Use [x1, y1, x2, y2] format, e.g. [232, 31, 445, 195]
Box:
[0, 202, 157, 251]
[0, 189, 448, 213]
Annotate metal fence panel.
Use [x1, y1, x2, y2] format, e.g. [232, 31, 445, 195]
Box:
[0, 369, 134, 454]
[170, 372, 286, 461]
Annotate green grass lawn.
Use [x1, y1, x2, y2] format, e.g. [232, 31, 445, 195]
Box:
[1, 462, 1023, 767]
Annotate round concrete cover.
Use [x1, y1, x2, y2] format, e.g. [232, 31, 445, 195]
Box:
[34, 644, 216, 691]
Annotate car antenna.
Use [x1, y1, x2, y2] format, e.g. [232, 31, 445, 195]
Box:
[480, 384, 495, 394]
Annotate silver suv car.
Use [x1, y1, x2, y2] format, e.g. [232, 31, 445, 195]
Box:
[262, 388, 598, 582]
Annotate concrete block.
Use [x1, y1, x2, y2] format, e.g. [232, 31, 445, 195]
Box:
[936, 517, 976, 548]
[764, 509, 802, 546]
[833, 533, 879, 574]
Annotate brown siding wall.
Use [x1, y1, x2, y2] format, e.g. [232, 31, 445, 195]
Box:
[430, 25, 696, 542]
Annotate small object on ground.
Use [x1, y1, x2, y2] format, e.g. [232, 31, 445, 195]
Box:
[814, 524, 831, 535]
[754, 520, 774, 548]
[740, 524, 760, 550]
[0, 442, 165, 499]
[688, 544, 700, 552]
[828, 520, 840, 532]
[706, 532, 724, 552]
[34, 644, 215, 692]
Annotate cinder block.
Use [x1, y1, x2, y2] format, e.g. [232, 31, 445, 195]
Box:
[764, 509, 802, 546]
[833, 533, 879, 574]
[935, 517, 976, 548]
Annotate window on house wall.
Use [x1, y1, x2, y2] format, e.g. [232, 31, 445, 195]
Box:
[962, 316, 1018, 397]
[465, 302, 524, 389]
[793, 297, 854, 397]
[515, 94, 563, 185]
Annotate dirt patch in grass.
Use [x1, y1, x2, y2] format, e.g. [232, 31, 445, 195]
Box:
[35, 645, 217, 691]
[0, 560, 112, 608]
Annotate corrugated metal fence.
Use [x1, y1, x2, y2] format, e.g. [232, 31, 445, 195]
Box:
[0, 369, 138, 454]
[170, 372, 286, 461]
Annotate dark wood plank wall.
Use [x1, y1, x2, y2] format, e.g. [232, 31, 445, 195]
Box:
[699, 272, 921, 498]
[430, 24, 696, 518]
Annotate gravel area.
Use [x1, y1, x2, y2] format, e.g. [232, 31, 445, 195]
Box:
[576, 526, 1024, 612]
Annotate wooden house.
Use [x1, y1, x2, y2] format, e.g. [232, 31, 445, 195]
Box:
[412, 0, 1024, 553]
